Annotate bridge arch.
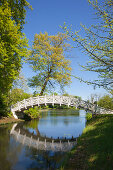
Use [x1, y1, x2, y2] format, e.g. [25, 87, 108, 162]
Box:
[11, 95, 95, 119]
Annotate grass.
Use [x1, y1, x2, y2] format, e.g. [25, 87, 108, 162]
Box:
[62, 114, 113, 170]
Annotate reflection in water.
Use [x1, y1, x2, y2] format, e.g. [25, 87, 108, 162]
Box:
[10, 123, 77, 152]
[0, 109, 86, 170]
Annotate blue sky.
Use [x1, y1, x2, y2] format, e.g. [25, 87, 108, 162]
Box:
[22, 0, 107, 100]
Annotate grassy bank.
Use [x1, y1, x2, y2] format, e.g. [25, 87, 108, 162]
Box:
[62, 114, 113, 170]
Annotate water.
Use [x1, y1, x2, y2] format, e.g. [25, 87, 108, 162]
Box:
[0, 109, 86, 170]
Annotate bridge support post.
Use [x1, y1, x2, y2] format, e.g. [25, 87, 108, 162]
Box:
[17, 101, 21, 111]
[52, 94, 54, 106]
[37, 95, 39, 106]
[30, 97, 33, 107]
[45, 139, 47, 149]
[45, 95, 47, 106]
[24, 99, 27, 109]
[60, 96, 62, 106]
[68, 97, 70, 107]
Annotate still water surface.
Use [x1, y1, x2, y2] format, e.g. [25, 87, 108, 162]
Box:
[0, 109, 86, 170]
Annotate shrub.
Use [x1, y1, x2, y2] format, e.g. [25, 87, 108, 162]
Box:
[86, 113, 92, 121]
[98, 95, 113, 110]
[24, 106, 40, 120]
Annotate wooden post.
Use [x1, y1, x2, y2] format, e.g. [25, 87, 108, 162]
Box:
[30, 97, 33, 107]
[60, 140, 62, 150]
[17, 101, 20, 111]
[45, 95, 47, 106]
[60, 96, 62, 106]
[52, 140, 54, 149]
[24, 99, 27, 109]
[45, 139, 47, 149]
[68, 97, 70, 107]
[37, 95, 39, 106]
[52, 94, 54, 106]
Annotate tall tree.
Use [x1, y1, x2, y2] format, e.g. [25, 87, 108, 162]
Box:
[27, 32, 72, 95]
[63, 0, 113, 90]
[0, 0, 32, 30]
[0, 2, 29, 114]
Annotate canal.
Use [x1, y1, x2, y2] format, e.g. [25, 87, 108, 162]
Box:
[0, 109, 86, 170]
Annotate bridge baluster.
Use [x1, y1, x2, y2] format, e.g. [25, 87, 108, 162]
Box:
[11, 95, 100, 119]
[45, 95, 47, 106]
[24, 99, 27, 109]
[68, 97, 70, 107]
[45, 139, 47, 149]
[17, 101, 21, 111]
[60, 96, 62, 106]
[30, 97, 33, 107]
[52, 94, 54, 106]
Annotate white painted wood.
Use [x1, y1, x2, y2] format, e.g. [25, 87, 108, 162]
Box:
[52, 94, 54, 106]
[45, 95, 47, 106]
[11, 95, 106, 119]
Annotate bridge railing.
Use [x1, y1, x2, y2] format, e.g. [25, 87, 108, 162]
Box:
[11, 95, 80, 111]
[11, 95, 96, 119]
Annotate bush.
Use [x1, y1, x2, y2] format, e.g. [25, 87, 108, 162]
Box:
[98, 95, 113, 110]
[24, 106, 40, 120]
[86, 113, 92, 121]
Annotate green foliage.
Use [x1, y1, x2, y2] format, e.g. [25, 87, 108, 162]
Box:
[8, 88, 31, 105]
[63, 0, 113, 90]
[98, 95, 113, 110]
[0, 0, 32, 30]
[7, 112, 13, 118]
[0, 2, 29, 115]
[39, 105, 49, 109]
[24, 106, 40, 120]
[86, 112, 92, 121]
[27, 32, 72, 95]
[53, 105, 69, 109]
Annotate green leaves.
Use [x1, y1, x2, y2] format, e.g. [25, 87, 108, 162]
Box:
[0, 2, 29, 115]
[27, 32, 72, 95]
[0, 3, 28, 96]
[98, 95, 113, 110]
[63, 0, 113, 90]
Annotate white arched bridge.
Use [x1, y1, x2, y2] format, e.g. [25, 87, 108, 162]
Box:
[11, 95, 97, 119]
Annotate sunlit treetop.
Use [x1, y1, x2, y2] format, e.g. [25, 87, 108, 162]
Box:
[0, 0, 32, 29]
[27, 32, 72, 95]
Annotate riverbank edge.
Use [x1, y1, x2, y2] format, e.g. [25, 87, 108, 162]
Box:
[60, 114, 113, 170]
[0, 108, 79, 125]
[0, 117, 25, 125]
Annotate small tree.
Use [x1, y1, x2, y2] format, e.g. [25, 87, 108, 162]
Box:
[8, 88, 31, 105]
[27, 32, 72, 95]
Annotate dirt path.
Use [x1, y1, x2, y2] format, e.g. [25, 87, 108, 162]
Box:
[0, 117, 24, 125]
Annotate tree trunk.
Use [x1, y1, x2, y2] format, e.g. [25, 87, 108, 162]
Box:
[40, 67, 53, 96]
[40, 77, 49, 96]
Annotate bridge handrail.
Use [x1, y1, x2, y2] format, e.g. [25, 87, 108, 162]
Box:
[11, 95, 96, 119]
[11, 95, 80, 108]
